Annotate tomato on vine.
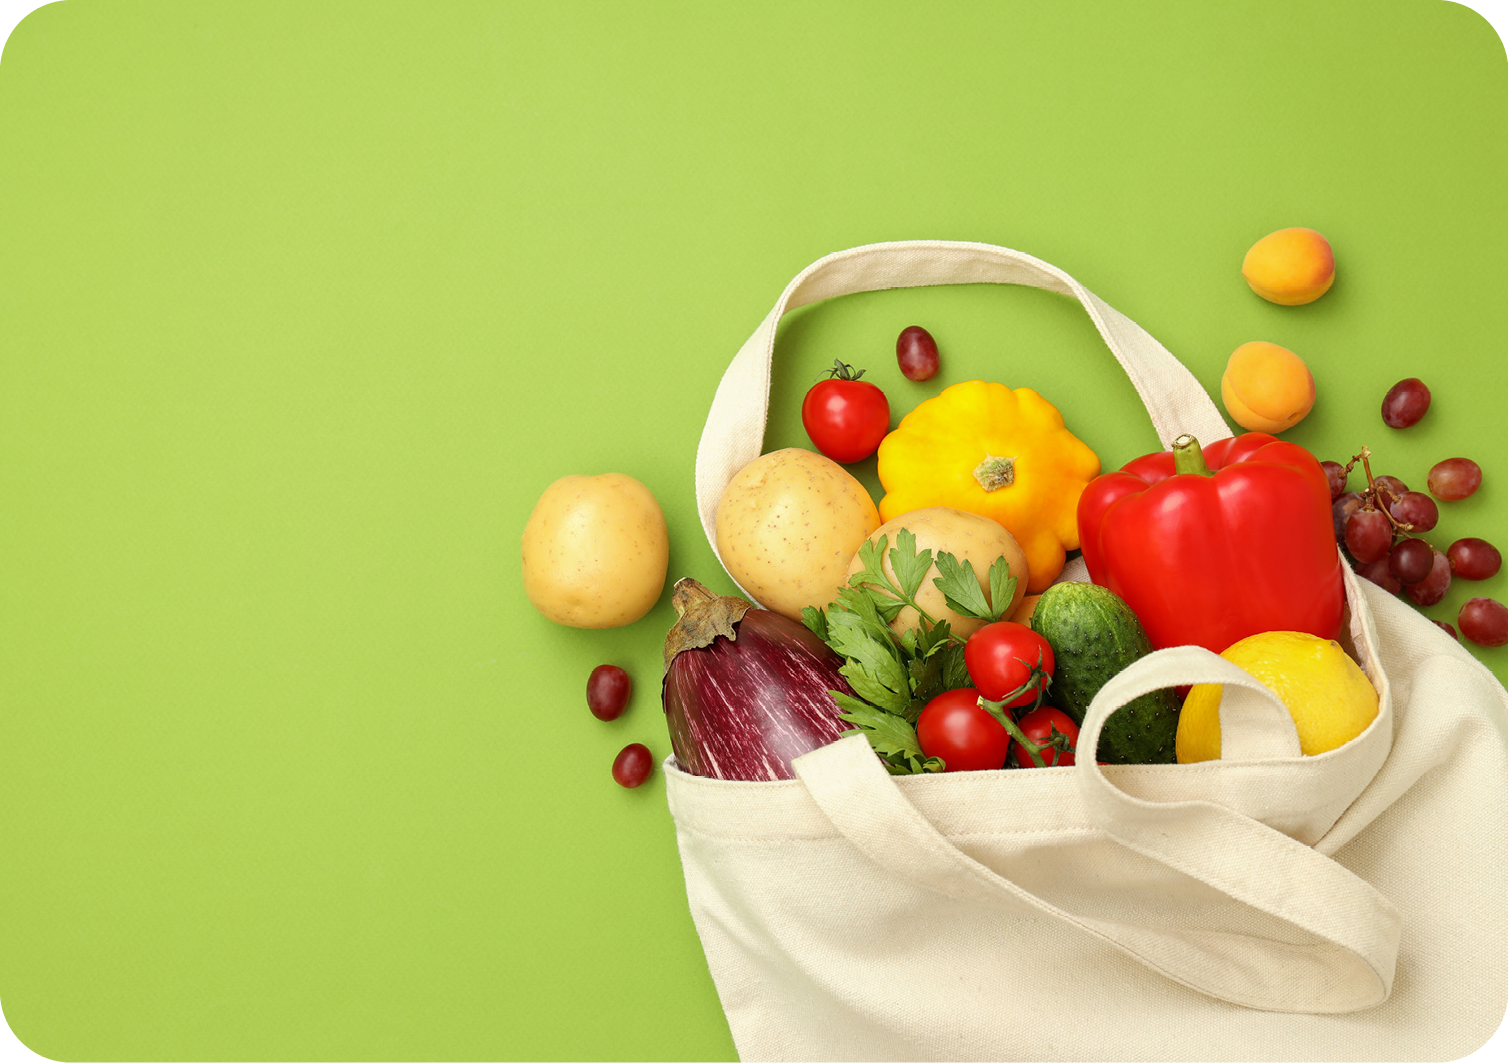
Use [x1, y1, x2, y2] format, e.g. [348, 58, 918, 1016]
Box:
[963, 621, 1055, 707]
[916, 688, 1011, 772]
[1013, 706, 1080, 768]
[801, 360, 890, 464]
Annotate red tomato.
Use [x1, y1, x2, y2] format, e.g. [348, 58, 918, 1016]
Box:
[916, 688, 1010, 772]
[801, 362, 890, 464]
[963, 622, 1055, 706]
[1013, 707, 1080, 767]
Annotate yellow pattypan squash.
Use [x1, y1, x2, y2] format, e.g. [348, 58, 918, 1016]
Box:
[876, 380, 1100, 592]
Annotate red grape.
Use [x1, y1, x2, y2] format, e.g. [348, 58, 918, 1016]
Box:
[1447, 537, 1502, 580]
[1427, 458, 1483, 502]
[1321, 461, 1348, 501]
[1358, 556, 1402, 594]
[1381, 378, 1431, 428]
[1459, 598, 1508, 648]
[1388, 538, 1434, 586]
[1372, 475, 1410, 501]
[587, 664, 632, 721]
[1333, 491, 1363, 543]
[896, 326, 940, 382]
[1345, 508, 1394, 564]
[1405, 549, 1451, 607]
[612, 743, 654, 787]
[1434, 620, 1459, 640]
[1388, 491, 1438, 533]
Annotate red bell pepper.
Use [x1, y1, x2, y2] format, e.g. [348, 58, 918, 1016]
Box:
[1077, 432, 1344, 654]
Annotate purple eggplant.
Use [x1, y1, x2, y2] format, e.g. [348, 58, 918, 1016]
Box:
[662, 578, 853, 781]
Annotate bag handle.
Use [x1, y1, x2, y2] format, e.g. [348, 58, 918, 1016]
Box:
[792, 649, 1402, 1014]
[694, 240, 1233, 562]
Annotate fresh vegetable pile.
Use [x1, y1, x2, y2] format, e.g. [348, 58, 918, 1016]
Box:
[520, 226, 1502, 787]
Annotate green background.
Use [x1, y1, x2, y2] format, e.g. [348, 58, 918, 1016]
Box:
[1, 1, 1505, 1058]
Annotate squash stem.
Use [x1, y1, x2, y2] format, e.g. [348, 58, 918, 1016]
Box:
[973, 454, 1017, 492]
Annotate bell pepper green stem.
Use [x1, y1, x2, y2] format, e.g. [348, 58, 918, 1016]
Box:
[1172, 434, 1212, 477]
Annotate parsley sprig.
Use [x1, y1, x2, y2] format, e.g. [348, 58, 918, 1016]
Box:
[800, 529, 1021, 775]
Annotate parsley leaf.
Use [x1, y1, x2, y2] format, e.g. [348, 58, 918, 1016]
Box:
[848, 535, 901, 600]
[932, 550, 1017, 623]
[988, 557, 1018, 622]
[834, 693, 944, 775]
[939, 641, 972, 691]
[839, 658, 910, 714]
[887, 528, 934, 601]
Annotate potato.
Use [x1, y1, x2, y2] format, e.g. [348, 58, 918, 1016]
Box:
[848, 507, 1028, 639]
[521, 473, 668, 628]
[715, 448, 880, 620]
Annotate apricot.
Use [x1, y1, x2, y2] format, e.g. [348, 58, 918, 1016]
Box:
[1221, 341, 1315, 433]
[1241, 227, 1335, 305]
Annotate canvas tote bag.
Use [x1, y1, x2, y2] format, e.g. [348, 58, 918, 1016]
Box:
[664, 241, 1508, 1062]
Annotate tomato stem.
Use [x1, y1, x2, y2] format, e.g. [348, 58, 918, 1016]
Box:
[821, 359, 867, 382]
[994, 652, 1053, 709]
[978, 697, 1047, 766]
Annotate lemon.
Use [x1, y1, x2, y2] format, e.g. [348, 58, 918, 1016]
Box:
[1176, 631, 1378, 763]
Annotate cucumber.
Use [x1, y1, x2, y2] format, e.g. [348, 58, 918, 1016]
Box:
[1029, 582, 1180, 765]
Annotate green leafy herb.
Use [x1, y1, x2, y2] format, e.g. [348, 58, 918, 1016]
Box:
[833, 693, 944, 775]
[807, 532, 1019, 773]
[932, 553, 1018, 625]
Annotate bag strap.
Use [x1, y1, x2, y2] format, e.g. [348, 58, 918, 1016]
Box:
[695, 240, 1233, 560]
[792, 648, 1402, 1014]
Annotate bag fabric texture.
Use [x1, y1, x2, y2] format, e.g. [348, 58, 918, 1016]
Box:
[666, 241, 1508, 1062]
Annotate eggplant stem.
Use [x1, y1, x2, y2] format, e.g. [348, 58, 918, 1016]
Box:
[663, 578, 753, 671]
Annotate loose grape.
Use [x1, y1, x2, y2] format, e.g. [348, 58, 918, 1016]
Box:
[587, 664, 632, 721]
[1389, 491, 1439, 533]
[1345, 508, 1394, 564]
[612, 743, 654, 787]
[1372, 475, 1410, 502]
[1405, 549, 1452, 607]
[1389, 538, 1435, 586]
[1381, 378, 1431, 428]
[1459, 598, 1508, 647]
[1321, 461, 1348, 501]
[1448, 538, 1502, 580]
[1333, 492, 1363, 543]
[896, 326, 940, 382]
[1434, 620, 1458, 640]
[1358, 556, 1402, 594]
[1427, 457, 1483, 502]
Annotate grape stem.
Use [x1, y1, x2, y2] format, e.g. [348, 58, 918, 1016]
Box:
[1344, 446, 1431, 546]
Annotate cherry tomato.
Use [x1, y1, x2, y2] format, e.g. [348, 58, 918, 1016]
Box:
[1013, 707, 1080, 767]
[801, 361, 890, 464]
[963, 622, 1055, 706]
[916, 688, 1010, 772]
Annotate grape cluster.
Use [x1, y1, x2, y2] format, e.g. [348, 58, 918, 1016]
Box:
[1327, 443, 1503, 647]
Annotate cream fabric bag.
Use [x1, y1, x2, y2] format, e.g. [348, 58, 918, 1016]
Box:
[665, 241, 1508, 1062]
